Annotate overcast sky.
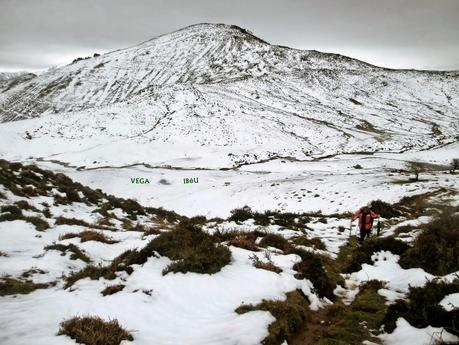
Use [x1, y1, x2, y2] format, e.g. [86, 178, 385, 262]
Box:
[1, 0, 458, 72]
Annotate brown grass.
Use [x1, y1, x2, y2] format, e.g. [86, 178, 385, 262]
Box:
[0, 277, 49, 296]
[55, 217, 90, 227]
[58, 316, 133, 345]
[227, 231, 260, 251]
[101, 284, 125, 296]
[45, 243, 91, 263]
[291, 236, 326, 250]
[59, 230, 118, 244]
[249, 253, 282, 274]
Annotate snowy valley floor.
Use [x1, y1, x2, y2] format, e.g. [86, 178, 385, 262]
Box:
[0, 155, 458, 345]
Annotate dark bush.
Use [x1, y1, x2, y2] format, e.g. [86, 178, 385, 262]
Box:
[226, 231, 260, 251]
[292, 249, 335, 299]
[55, 217, 89, 227]
[370, 200, 402, 219]
[0, 205, 49, 230]
[343, 237, 409, 273]
[60, 230, 118, 244]
[65, 250, 135, 288]
[23, 216, 50, 231]
[14, 200, 39, 211]
[143, 221, 231, 274]
[45, 243, 91, 263]
[101, 284, 125, 296]
[1, 204, 22, 216]
[259, 233, 292, 251]
[65, 188, 81, 203]
[399, 212, 459, 275]
[145, 206, 182, 223]
[268, 211, 308, 229]
[292, 236, 326, 250]
[235, 290, 309, 345]
[0, 277, 49, 296]
[382, 279, 459, 336]
[228, 206, 253, 223]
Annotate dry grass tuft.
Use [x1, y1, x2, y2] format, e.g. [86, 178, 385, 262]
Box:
[0, 277, 49, 296]
[101, 284, 125, 296]
[45, 243, 91, 263]
[249, 252, 282, 274]
[58, 316, 133, 345]
[59, 230, 118, 244]
[226, 231, 260, 251]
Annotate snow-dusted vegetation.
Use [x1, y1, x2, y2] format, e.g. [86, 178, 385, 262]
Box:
[0, 24, 458, 345]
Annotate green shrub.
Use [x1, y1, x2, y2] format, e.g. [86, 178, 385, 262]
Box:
[382, 279, 459, 336]
[235, 290, 309, 345]
[1, 204, 22, 216]
[259, 233, 292, 251]
[58, 316, 133, 345]
[0, 277, 49, 296]
[342, 237, 409, 273]
[228, 206, 253, 223]
[291, 236, 326, 250]
[321, 280, 386, 344]
[399, 212, 459, 275]
[143, 221, 231, 274]
[291, 249, 335, 299]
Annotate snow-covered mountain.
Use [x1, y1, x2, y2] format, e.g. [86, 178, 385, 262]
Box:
[0, 23, 458, 168]
[0, 71, 36, 94]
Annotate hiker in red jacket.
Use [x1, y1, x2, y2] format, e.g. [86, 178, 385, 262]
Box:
[351, 205, 380, 242]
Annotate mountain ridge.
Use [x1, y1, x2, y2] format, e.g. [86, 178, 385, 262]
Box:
[0, 23, 458, 168]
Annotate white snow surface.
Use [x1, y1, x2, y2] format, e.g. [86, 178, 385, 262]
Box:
[0, 247, 312, 345]
[379, 318, 459, 345]
[440, 293, 459, 312]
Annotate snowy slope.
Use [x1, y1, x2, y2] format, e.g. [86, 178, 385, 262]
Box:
[0, 24, 373, 119]
[0, 23, 458, 166]
[0, 71, 36, 94]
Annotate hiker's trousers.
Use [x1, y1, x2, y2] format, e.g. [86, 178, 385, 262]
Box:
[359, 227, 371, 241]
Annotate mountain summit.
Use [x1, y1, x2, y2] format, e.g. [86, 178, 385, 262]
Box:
[0, 23, 375, 120]
[0, 23, 458, 167]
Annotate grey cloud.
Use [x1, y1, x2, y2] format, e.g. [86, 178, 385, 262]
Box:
[1, 0, 458, 71]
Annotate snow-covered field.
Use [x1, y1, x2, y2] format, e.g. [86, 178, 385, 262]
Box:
[23, 142, 458, 218]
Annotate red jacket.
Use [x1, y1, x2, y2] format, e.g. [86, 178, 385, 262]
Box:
[352, 209, 380, 231]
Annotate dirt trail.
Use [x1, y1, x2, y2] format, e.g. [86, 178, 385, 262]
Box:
[290, 306, 335, 345]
